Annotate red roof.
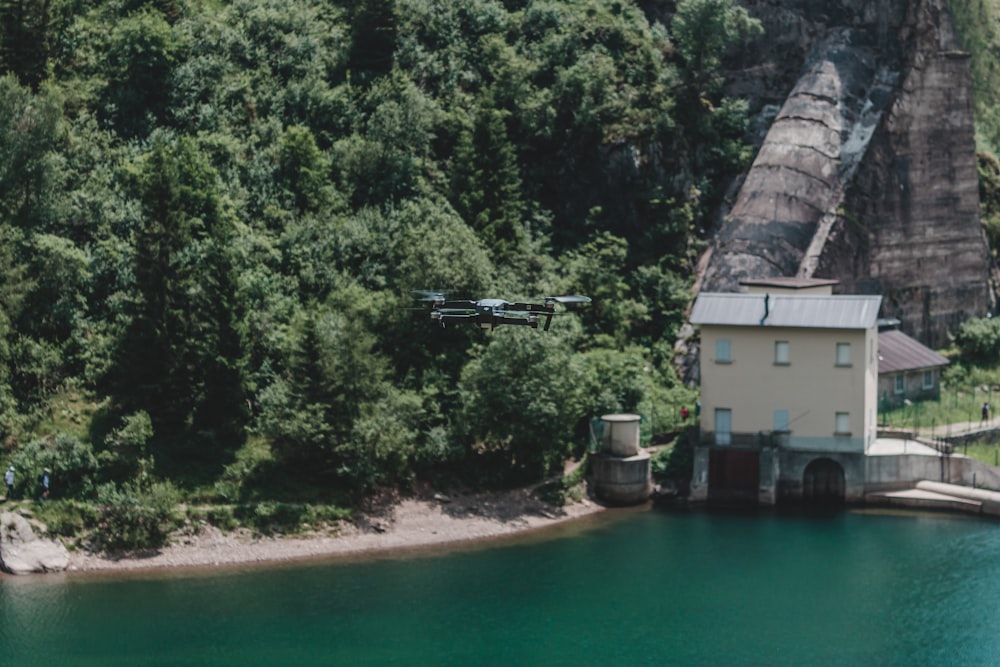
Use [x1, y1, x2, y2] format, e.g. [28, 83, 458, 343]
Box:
[878, 329, 949, 374]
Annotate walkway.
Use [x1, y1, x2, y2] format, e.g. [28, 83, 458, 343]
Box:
[867, 481, 1000, 517]
[911, 416, 1000, 441]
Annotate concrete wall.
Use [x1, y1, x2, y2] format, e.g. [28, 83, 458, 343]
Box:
[777, 451, 867, 502]
[699, 324, 875, 451]
[865, 454, 954, 490]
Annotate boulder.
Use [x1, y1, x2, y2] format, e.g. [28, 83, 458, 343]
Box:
[0, 511, 69, 575]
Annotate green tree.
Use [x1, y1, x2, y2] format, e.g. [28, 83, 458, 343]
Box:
[0, 0, 51, 89]
[457, 324, 588, 485]
[347, 0, 397, 83]
[671, 0, 762, 96]
[450, 106, 526, 263]
[112, 135, 247, 456]
[102, 8, 180, 137]
[276, 125, 333, 216]
[0, 75, 64, 230]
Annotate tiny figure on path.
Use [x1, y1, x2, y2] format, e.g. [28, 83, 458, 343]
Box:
[39, 468, 50, 501]
[681, 405, 690, 422]
[4, 466, 13, 499]
[982, 402, 991, 425]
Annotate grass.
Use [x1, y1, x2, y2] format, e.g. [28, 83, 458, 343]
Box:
[955, 440, 1000, 468]
[880, 364, 1000, 435]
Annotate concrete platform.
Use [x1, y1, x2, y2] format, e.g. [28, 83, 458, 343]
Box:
[866, 487, 982, 514]
[868, 438, 941, 456]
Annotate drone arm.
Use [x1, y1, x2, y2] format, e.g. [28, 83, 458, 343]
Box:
[494, 316, 539, 329]
[506, 302, 554, 313]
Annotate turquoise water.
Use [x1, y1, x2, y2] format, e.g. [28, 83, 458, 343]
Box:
[2, 507, 999, 667]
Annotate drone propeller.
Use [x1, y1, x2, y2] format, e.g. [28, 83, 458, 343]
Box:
[412, 290, 448, 302]
[544, 295, 592, 304]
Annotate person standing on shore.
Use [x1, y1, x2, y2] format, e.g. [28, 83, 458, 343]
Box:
[982, 401, 991, 425]
[39, 468, 50, 501]
[4, 466, 13, 499]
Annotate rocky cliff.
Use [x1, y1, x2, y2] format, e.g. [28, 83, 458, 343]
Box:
[690, 0, 994, 346]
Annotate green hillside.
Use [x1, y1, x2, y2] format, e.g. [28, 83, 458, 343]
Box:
[0, 0, 771, 518]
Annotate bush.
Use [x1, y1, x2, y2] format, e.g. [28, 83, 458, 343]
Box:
[955, 317, 1000, 365]
[233, 501, 350, 534]
[653, 431, 694, 488]
[33, 499, 100, 539]
[95, 481, 180, 551]
[206, 506, 237, 531]
[10, 433, 99, 499]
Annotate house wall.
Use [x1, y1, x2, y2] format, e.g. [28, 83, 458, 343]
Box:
[699, 324, 876, 454]
[877, 368, 941, 408]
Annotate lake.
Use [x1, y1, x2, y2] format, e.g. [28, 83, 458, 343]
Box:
[2, 507, 998, 666]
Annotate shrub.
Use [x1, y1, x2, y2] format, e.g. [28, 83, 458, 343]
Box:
[206, 505, 239, 532]
[94, 481, 180, 551]
[33, 499, 100, 539]
[955, 317, 1000, 366]
[10, 433, 99, 499]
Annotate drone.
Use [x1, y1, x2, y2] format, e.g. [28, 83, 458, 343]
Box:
[413, 291, 591, 330]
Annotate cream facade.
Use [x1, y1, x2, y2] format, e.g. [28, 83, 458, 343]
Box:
[699, 324, 878, 453]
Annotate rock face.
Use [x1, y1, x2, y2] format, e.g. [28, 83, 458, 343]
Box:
[693, 0, 994, 347]
[0, 511, 70, 575]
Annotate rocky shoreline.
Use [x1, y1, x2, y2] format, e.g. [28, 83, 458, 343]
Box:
[2, 489, 606, 576]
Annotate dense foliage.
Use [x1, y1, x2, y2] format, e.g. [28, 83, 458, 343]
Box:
[0, 0, 760, 510]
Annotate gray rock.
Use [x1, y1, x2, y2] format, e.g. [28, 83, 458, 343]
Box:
[0, 511, 70, 575]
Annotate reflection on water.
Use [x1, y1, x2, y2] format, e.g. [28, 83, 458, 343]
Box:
[1, 507, 998, 667]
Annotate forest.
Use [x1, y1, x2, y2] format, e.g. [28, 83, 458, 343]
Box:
[4, 0, 1000, 545]
[0, 0, 769, 527]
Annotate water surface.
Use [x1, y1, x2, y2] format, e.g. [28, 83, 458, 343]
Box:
[2, 507, 998, 666]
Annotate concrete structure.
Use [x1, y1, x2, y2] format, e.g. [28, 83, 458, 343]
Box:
[590, 414, 650, 505]
[696, 0, 993, 348]
[877, 328, 949, 408]
[740, 277, 838, 296]
[689, 291, 882, 504]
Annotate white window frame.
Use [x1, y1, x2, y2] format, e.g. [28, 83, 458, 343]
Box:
[835, 342, 851, 367]
[835, 412, 851, 436]
[922, 369, 934, 390]
[715, 338, 731, 364]
[894, 373, 905, 394]
[774, 340, 790, 365]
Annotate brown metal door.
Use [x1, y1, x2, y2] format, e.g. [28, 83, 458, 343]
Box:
[708, 448, 760, 502]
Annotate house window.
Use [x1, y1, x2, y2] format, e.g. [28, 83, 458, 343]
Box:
[894, 373, 905, 394]
[774, 341, 790, 365]
[773, 410, 789, 432]
[715, 408, 732, 445]
[715, 338, 731, 363]
[922, 370, 934, 390]
[835, 412, 851, 435]
[836, 342, 851, 367]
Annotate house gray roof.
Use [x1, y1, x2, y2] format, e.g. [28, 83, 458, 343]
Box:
[878, 329, 949, 374]
[690, 292, 882, 329]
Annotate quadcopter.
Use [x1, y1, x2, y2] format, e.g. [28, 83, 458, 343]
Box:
[413, 291, 591, 330]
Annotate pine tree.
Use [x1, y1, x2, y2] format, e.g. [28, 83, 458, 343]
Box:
[450, 107, 526, 263]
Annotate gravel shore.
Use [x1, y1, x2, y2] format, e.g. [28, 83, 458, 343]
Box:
[65, 489, 605, 574]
